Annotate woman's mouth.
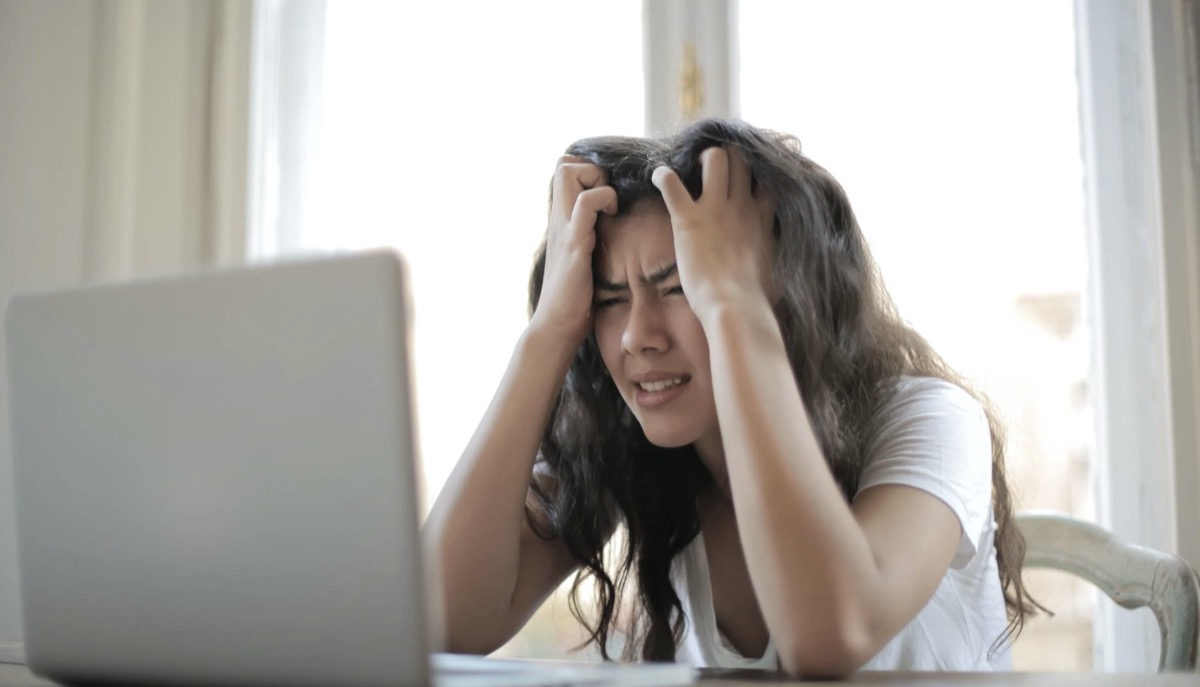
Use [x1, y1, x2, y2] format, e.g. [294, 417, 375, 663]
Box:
[634, 375, 691, 408]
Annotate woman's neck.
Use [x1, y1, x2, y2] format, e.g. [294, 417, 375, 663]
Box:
[693, 429, 734, 505]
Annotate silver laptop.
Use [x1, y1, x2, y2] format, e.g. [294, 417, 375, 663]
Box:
[4, 251, 693, 687]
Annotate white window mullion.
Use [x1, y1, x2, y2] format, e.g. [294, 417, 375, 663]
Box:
[1074, 0, 1189, 672]
[1148, 0, 1200, 575]
[643, 0, 739, 135]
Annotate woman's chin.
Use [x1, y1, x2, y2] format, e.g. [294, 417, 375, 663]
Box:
[641, 425, 701, 449]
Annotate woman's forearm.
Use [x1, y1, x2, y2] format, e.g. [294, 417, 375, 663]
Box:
[421, 325, 578, 651]
[700, 296, 884, 674]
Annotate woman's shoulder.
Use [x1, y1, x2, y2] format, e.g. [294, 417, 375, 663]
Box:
[860, 376, 996, 568]
[861, 375, 992, 482]
[874, 375, 986, 425]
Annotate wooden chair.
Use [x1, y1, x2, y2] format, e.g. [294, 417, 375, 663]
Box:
[1016, 511, 1200, 671]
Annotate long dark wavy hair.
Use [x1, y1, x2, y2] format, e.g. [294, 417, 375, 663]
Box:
[525, 118, 1040, 663]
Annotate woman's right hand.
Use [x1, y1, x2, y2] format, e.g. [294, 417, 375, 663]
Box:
[529, 155, 618, 347]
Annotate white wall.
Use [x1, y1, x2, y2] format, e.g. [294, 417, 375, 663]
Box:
[0, 0, 250, 658]
[0, 0, 98, 653]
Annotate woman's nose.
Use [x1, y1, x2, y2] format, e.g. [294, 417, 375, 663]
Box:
[621, 298, 669, 355]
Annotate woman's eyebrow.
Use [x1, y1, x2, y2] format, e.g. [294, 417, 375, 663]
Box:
[594, 263, 678, 291]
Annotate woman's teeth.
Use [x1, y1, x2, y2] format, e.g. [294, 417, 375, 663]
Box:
[638, 377, 685, 392]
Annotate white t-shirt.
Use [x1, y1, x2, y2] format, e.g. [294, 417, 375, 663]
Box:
[670, 376, 1011, 671]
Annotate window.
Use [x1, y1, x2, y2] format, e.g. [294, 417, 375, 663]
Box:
[738, 1, 1093, 670]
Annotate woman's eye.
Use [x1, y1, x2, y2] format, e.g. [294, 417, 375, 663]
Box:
[664, 286, 685, 297]
[594, 297, 625, 310]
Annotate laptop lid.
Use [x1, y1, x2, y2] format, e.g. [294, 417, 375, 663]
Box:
[5, 250, 433, 687]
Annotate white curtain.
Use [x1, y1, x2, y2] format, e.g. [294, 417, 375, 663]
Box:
[0, 0, 253, 658]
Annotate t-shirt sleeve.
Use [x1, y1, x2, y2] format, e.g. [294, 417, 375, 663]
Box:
[855, 378, 993, 569]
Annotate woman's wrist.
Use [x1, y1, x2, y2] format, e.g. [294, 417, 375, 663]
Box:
[520, 321, 584, 372]
[693, 287, 777, 337]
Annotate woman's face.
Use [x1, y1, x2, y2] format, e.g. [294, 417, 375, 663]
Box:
[593, 203, 719, 449]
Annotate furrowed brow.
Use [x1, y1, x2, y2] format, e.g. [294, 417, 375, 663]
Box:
[594, 276, 629, 292]
[594, 263, 678, 291]
[644, 263, 678, 286]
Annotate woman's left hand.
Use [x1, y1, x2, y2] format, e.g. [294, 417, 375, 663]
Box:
[652, 146, 776, 325]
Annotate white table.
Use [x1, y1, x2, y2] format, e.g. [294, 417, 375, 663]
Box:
[2, 662, 1199, 686]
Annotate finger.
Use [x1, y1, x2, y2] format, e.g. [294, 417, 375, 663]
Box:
[652, 166, 693, 218]
[585, 186, 619, 216]
[551, 155, 586, 199]
[558, 163, 607, 193]
[699, 147, 730, 200]
[728, 147, 752, 199]
[573, 163, 608, 190]
[553, 163, 608, 216]
[571, 186, 619, 232]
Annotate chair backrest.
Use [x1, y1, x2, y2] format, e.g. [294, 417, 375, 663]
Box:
[1016, 511, 1200, 672]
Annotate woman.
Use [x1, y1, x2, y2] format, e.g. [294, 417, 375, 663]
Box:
[424, 118, 1039, 676]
